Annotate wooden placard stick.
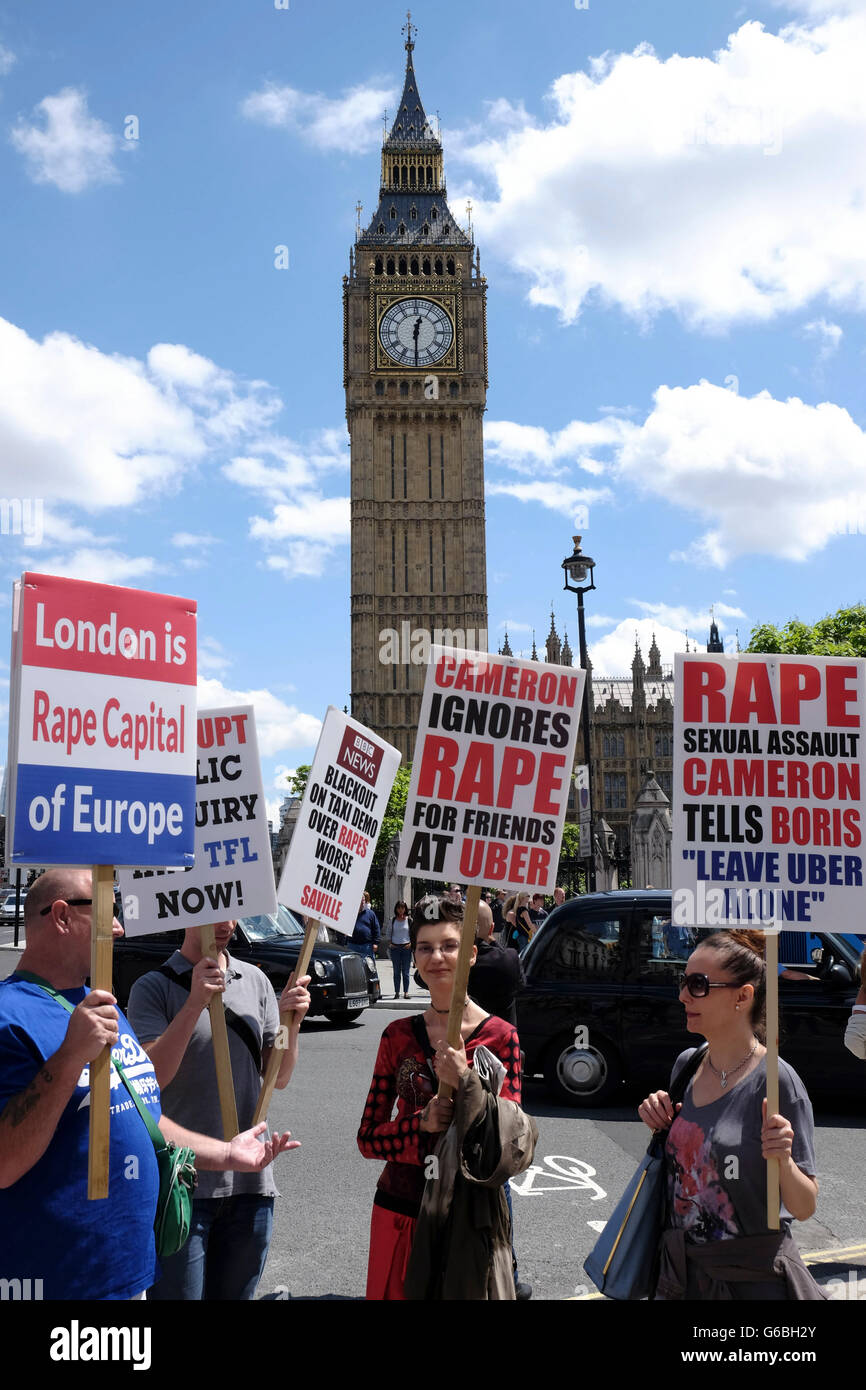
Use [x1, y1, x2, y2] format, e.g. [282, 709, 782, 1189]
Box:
[253, 917, 320, 1126]
[88, 864, 116, 1201]
[765, 930, 781, 1230]
[437, 885, 481, 1102]
[200, 924, 239, 1140]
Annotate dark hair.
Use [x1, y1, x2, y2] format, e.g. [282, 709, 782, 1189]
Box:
[409, 895, 463, 952]
[393, 900, 408, 916]
[701, 929, 767, 1043]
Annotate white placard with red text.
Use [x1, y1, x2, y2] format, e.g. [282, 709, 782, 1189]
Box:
[397, 646, 584, 892]
[277, 707, 401, 931]
[6, 572, 197, 867]
[118, 705, 276, 936]
[672, 652, 866, 930]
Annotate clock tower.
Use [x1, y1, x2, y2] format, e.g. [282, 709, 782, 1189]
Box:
[344, 17, 488, 760]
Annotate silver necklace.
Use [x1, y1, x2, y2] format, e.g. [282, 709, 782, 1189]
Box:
[707, 1039, 757, 1088]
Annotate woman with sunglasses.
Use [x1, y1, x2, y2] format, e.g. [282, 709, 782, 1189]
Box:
[357, 895, 524, 1300]
[638, 928, 825, 1300]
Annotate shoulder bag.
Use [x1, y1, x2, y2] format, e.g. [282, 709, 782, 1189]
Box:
[583, 1043, 708, 1301]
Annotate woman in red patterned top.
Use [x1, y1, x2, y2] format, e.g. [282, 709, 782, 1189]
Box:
[358, 894, 522, 1300]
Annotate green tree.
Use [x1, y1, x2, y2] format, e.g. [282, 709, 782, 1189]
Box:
[559, 822, 581, 859]
[372, 764, 412, 867]
[747, 603, 866, 658]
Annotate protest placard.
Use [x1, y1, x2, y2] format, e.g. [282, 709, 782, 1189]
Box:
[118, 705, 274, 1140]
[253, 707, 400, 1125]
[398, 645, 584, 1100]
[672, 651, 866, 1225]
[5, 572, 198, 1197]
[7, 572, 197, 867]
[277, 706, 401, 931]
[672, 652, 865, 932]
[397, 645, 584, 891]
[118, 706, 275, 935]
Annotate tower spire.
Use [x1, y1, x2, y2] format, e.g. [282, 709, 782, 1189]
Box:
[402, 9, 417, 52]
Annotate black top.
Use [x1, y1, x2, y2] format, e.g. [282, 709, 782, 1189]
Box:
[468, 939, 525, 1027]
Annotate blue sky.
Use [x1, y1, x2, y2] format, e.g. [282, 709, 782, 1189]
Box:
[1, 0, 865, 826]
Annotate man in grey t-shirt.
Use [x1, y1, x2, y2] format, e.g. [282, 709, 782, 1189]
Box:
[127, 918, 310, 1300]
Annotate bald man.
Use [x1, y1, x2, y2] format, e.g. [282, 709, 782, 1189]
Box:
[0, 868, 297, 1301]
[467, 900, 525, 1027]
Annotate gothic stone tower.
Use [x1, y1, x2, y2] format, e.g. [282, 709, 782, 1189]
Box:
[344, 19, 488, 760]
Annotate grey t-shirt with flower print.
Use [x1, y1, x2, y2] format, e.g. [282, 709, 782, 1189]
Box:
[664, 1050, 817, 1242]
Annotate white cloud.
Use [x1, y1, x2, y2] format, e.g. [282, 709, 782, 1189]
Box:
[457, 9, 866, 327]
[241, 81, 396, 154]
[802, 317, 843, 360]
[585, 614, 620, 629]
[197, 677, 321, 756]
[171, 531, 218, 549]
[616, 381, 866, 564]
[485, 418, 629, 475]
[225, 430, 350, 578]
[11, 88, 119, 193]
[590, 619, 687, 676]
[628, 599, 746, 629]
[496, 380, 866, 565]
[197, 637, 231, 676]
[26, 548, 157, 585]
[0, 317, 287, 514]
[486, 479, 612, 516]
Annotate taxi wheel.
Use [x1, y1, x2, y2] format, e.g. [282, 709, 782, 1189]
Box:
[543, 1031, 622, 1106]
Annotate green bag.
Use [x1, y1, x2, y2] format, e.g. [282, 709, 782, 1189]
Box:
[16, 971, 197, 1257]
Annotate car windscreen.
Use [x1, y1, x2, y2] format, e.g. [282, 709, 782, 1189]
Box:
[240, 905, 305, 942]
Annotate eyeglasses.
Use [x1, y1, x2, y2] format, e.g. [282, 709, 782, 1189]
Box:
[678, 972, 740, 999]
[415, 942, 460, 959]
[40, 897, 94, 916]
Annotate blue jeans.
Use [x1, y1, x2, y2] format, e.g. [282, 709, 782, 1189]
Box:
[149, 1195, 275, 1301]
[390, 943, 411, 993]
[350, 941, 375, 959]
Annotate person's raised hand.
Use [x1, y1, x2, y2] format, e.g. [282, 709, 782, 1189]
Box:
[278, 975, 311, 1022]
[432, 1038, 468, 1090]
[62, 991, 119, 1066]
[638, 1090, 681, 1133]
[188, 955, 225, 1012]
[419, 1096, 454, 1133]
[226, 1123, 300, 1171]
[761, 1097, 794, 1164]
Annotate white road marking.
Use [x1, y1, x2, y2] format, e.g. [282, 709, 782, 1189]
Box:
[511, 1155, 607, 1199]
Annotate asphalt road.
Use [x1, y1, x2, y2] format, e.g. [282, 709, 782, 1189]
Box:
[258, 1006, 866, 1302]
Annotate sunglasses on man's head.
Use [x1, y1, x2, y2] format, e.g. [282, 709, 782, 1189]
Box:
[678, 972, 740, 999]
[40, 897, 94, 916]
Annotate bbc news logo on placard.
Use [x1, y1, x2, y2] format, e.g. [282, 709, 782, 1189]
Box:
[336, 726, 384, 786]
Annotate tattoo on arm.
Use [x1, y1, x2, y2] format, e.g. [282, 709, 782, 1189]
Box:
[0, 1067, 53, 1129]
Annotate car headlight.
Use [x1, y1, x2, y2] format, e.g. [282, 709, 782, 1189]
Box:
[312, 960, 326, 979]
[364, 956, 378, 975]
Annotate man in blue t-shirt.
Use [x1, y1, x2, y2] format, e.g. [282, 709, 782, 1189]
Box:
[0, 868, 299, 1301]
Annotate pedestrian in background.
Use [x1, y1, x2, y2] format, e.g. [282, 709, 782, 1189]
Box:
[352, 893, 380, 959]
[389, 901, 412, 999]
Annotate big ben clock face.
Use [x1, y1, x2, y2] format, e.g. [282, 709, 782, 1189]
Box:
[378, 298, 454, 368]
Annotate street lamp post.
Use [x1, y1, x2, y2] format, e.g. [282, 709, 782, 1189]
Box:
[562, 536, 596, 893]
